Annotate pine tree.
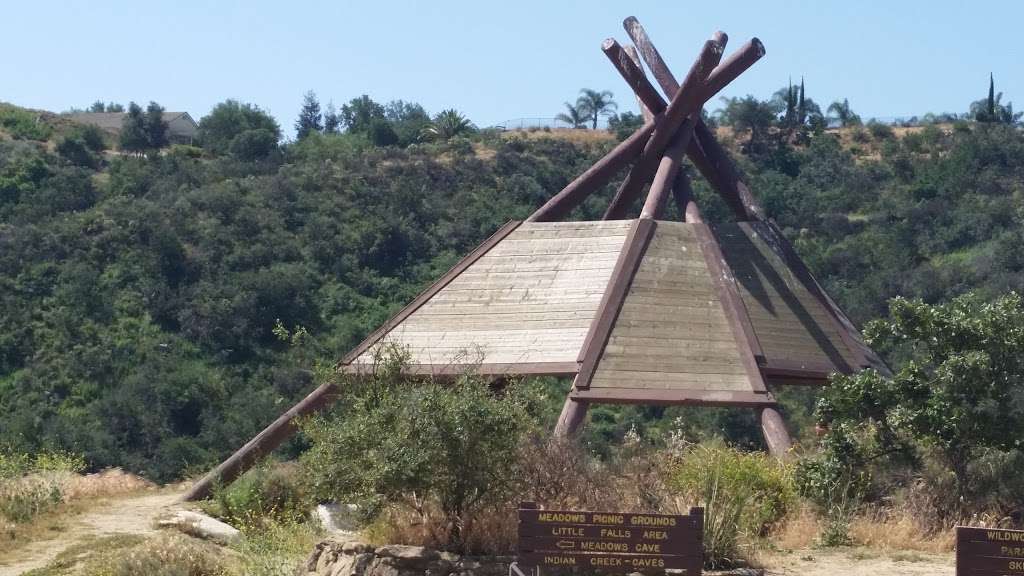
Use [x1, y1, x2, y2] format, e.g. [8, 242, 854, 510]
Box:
[144, 101, 169, 150]
[987, 73, 996, 121]
[798, 78, 806, 125]
[786, 76, 794, 127]
[324, 101, 340, 134]
[295, 91, 323, 140]
[119, 102, 149, 154]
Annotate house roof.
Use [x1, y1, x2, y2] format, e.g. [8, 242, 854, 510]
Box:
[65, 111, 198, 135]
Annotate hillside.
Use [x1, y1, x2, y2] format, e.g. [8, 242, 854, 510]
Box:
[2, 102, 1023, 482]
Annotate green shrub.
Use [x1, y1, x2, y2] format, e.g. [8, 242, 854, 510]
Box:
[0, 105, 52, 141]
[666, 443, 795, 568]
[228, 128, 278, 160]
[867, 121, 894, 140]
[300, 347, 533, 550]
[205, 461, 308, 526]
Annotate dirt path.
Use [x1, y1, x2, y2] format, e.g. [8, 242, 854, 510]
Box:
[760, 547, 955, 575]
[0, 489, 185, 576]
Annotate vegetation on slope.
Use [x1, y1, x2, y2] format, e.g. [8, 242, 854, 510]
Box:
[1, 84, 1023, 487]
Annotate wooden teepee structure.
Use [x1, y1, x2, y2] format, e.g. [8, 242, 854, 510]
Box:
[184, 18, 887, 501]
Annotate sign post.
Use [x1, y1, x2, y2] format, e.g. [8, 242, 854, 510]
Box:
[517, 502, 703, 574]
[957, 526, 1024, 576]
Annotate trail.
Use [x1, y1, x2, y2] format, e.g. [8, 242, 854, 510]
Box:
[760, 548, 955, 576]
[0, 489, 185, 576]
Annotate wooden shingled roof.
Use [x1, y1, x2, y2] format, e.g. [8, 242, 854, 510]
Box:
[182, 16, 888, 502]
[339, 218, 885, 407]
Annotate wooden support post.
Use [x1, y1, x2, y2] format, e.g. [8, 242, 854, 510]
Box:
[759, 406, 794, 458]
[182, 381, 341, 501]
[639, 124, 695, 219]
[671, 169, 702, 223]
[554, 394, 589, 437]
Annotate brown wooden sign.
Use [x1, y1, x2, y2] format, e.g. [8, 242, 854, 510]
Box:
[517, 503, 702, 574]
[957, 526, 1024, 576]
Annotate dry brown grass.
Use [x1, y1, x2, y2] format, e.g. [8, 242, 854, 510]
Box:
[501, 128, 614, 145]
[849, 510, 954, 553]
[771, 505, 823, 550]
[63, 468, 155, 500]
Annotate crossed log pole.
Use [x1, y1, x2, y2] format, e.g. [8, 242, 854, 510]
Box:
[182, 18, 789, 502]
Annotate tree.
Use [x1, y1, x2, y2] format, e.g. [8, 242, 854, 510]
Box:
[106, 103, 124, 113]
[421, 109, 475, 141]
[813, 293, 1024, 516]
[716, 95, 780, 151]
[971, 74, 1022, 124]
[198, 100, 281, 155]
[89, 101, 105, 113]
[339, 95, 386, 135]
[827, 98, 862, 127]
[607, 111, 644, 140]
[385, 100, 431, 147]
[555, 101, 588, 129]
[144, 101, 169, 150]
[295, 91, 323, 140]
[228, 128, 279, 161]
[575, 89, 617, 129]
[323, 101, 340, 134]
[367, 118, 399, 147]
[119, 102, 149, 154]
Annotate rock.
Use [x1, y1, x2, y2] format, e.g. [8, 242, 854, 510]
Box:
[375, 544, 440, 565]
[154, 510, 241, 545]
[343, 540, 376, 554]
[316, 502, 361, 533]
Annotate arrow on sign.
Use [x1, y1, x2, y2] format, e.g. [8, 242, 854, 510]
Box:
[556, 540, 575, 550]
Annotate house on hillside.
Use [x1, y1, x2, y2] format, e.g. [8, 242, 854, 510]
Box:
[65, 111, 199, 145]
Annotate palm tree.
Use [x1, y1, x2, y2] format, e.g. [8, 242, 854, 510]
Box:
[421, 109, 475, 141]
[555, 102, 588, 129]
[576, 89, 618, 129]
[827, 99, 862, 128]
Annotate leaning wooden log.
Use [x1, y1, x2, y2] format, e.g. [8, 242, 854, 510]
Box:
[181, 382, 340, 502]
[624, 45, 655, 123]
[691, 121, 765, 220]
[639, 126, 695, 219]
[526, 122, 655, 222]
[671, 168, 702, 223]
[624, 17, 764, 221]
[604, 36, 766, 219]
[602, 39, 667, 117]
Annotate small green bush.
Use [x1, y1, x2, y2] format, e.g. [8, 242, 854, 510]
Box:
[666, 443, 795, 568]
[867, 121, 894, 140]
[205, 461, 308, 526]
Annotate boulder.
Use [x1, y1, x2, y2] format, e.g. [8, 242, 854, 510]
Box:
[154, 510, 241, 545]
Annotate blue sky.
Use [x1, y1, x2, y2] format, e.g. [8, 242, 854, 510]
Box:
[4, 1, 1021, 136]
